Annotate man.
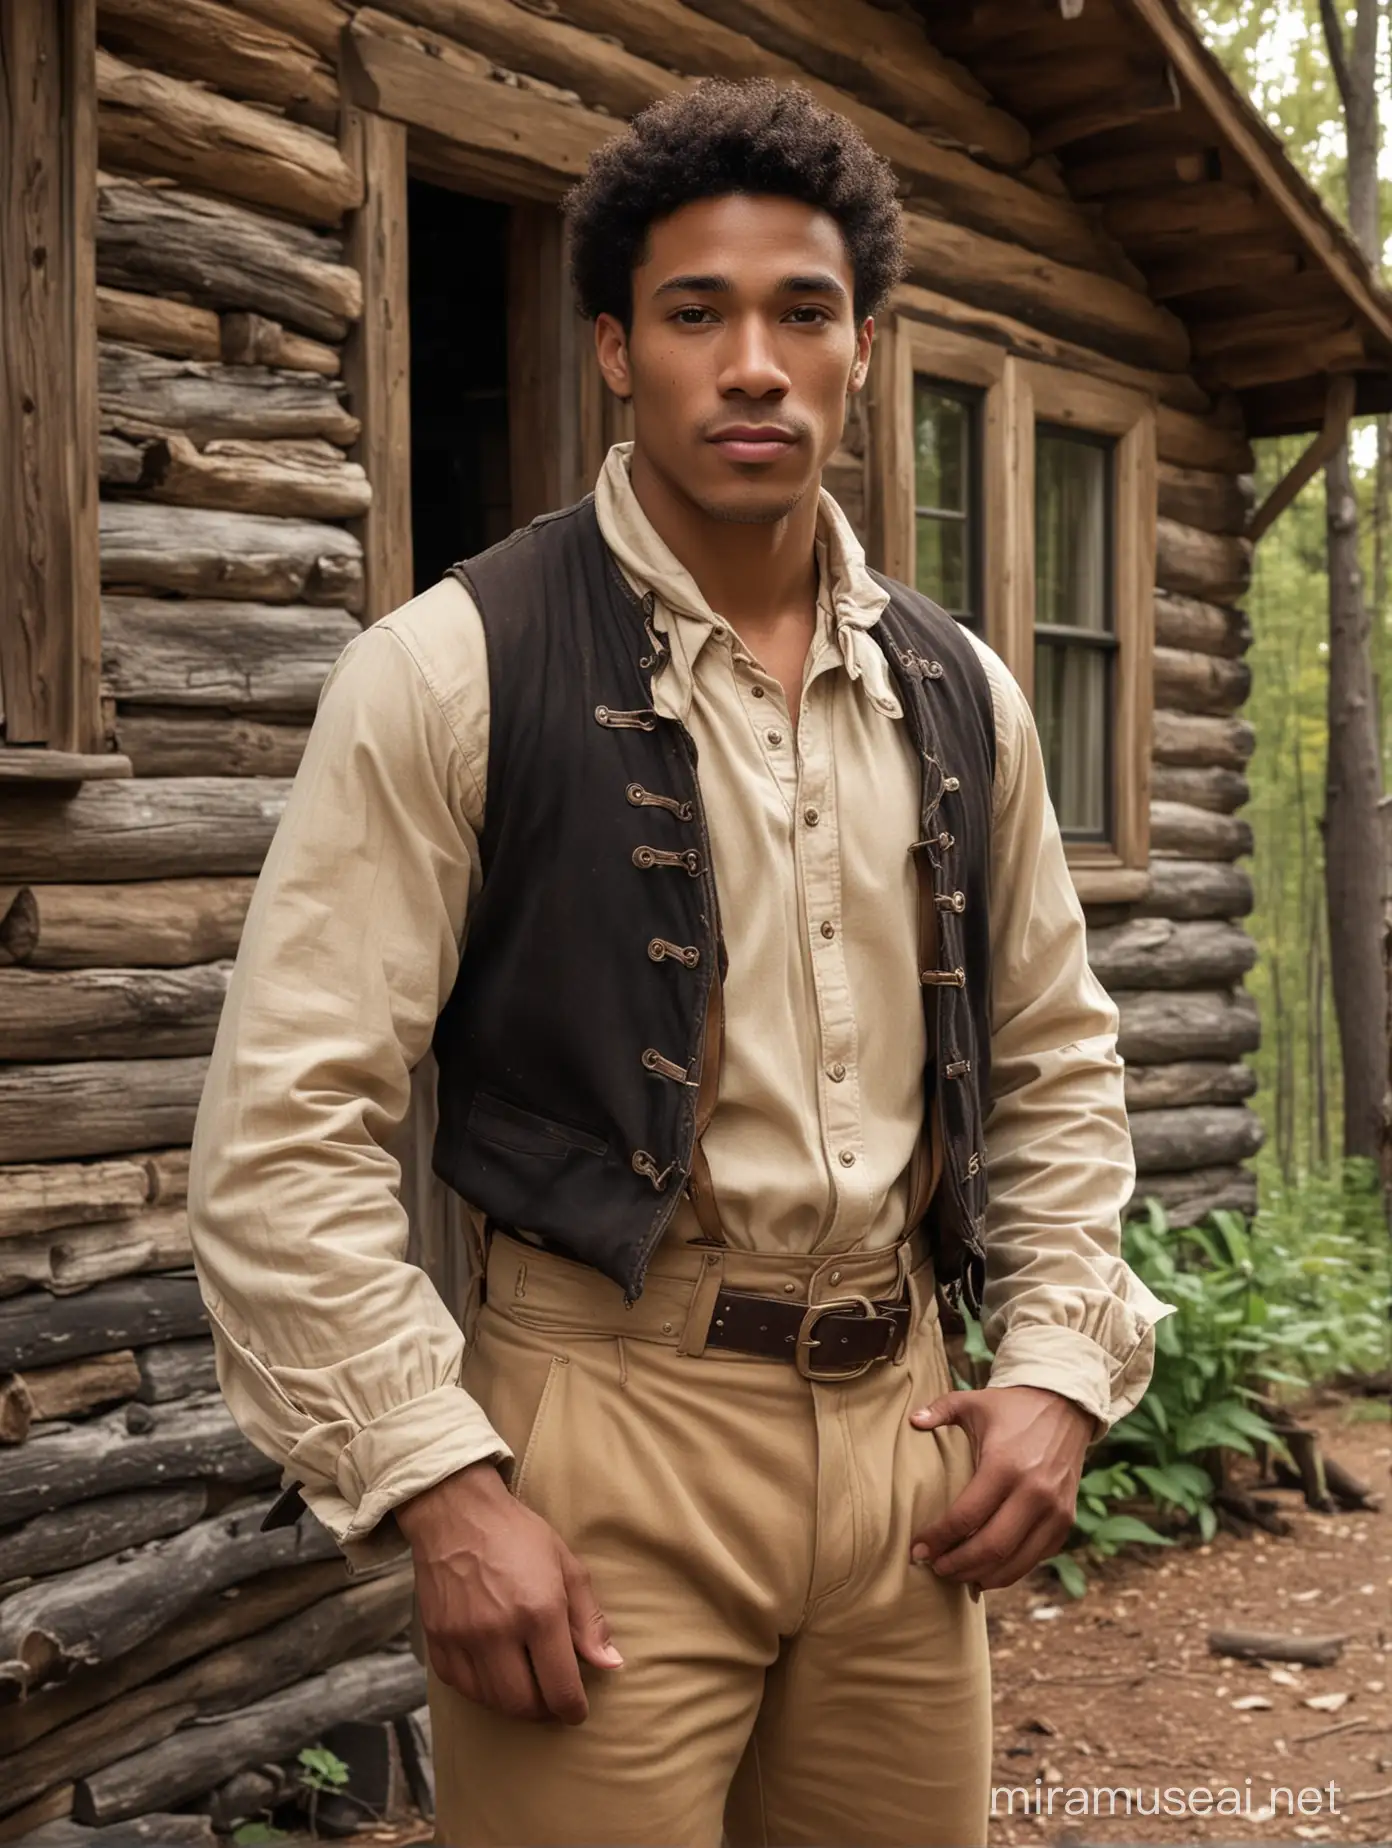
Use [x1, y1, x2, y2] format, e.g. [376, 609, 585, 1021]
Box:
[189, 78, 1172, 1848]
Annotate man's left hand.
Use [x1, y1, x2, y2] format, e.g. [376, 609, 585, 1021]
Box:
[907, 1385, 1097, 1590]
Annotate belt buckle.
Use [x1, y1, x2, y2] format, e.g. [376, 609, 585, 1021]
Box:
[795, 1292, 895, 1382]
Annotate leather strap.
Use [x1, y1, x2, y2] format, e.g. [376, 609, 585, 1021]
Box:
[685, 962, 728, 1246]
[904, 846, 944, 1229]
[703, 1286, 911, 1372]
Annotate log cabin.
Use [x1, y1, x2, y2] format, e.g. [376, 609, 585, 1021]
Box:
[3, 0, 1391, 1834]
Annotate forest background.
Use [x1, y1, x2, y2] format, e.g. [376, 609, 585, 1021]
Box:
[1188, 0, 1389, 1188]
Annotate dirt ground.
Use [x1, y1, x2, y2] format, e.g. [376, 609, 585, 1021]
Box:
[986, 1393, 1391, 1846]
[316, 1393, 1390, 1848]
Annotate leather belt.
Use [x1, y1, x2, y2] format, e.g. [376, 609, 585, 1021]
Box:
[703, 1286, 912, 1380]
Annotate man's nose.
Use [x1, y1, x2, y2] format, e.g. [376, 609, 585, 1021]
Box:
[718, 317, 790, 398]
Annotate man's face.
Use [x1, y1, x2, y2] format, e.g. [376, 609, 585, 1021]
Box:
[595, 193, 872, 525]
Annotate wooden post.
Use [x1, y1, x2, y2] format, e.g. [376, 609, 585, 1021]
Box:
[1, 0, 101, 751]
[341, 108, 412, 622]
[507, 202, 594, 523]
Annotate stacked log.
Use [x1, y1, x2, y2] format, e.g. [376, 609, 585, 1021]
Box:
[1106, 534, 1264, 1227]
[0, 15, 425, 1840]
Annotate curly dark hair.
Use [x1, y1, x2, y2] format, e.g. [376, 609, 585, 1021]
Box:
[563, 79, 905, 327]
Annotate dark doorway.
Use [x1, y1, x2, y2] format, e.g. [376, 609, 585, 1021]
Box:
[408, 181, 512, 593]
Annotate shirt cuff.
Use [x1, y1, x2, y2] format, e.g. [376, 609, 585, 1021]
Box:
[287, 1383, 513, 1576]
[986, 1294, 1177, 1442]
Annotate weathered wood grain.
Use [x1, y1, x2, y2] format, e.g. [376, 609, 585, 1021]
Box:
[100, 502, 363, 608]
[96, 175, 360, 342]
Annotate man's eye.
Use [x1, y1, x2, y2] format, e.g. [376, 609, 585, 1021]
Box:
[788, 305, 830, 323]
[674, 307, 714, 325]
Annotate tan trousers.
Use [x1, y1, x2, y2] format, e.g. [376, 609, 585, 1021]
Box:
[423, 1226, 992, 1848]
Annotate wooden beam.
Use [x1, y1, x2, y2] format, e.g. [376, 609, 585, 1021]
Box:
[1197, 325, 1366, 393]
[1125, 0, 1392, 351]
[120, 434, 371, 522]
[1034, 63, 1181, 153]
[677, 0, 1030, 168]
[1248, 375, 1356, 544]
[95, 0, 338, 131]
[97, 174, 363, 343]
[0, 1059, 209, 1162]
[364, 6, 1122, 278]
[97, 286, 222, 362]
[1156, 402, 1255, 474]
[343, 9, 614, 190]
[1, 0, 102, 752]
[1142, 233, 1301, 302]
[342, 108, 413, 623]
[232, 0, 350, 60]
[1103, 179, 1269, 250]
[391, 0, 691, 120]
[0, 777, 289, 882]
[901, 212, 1190, 372]
[220, 313, 341, 377]
[101, 596, 357, 711]
[0, 749, 131, 784]
[2, 878, 254, 969]
[115, 711, 310, 777]
[507, 204, 593, 523]
[892, 279, 1208, 413]
[95, 49, 362, 228]
[99, 339, 359, 445]
[100, 502, 364, 609]
[1151, 710, 1255, 770]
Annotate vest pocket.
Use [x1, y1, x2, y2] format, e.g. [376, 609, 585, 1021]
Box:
[467, 1091, 609, 1161]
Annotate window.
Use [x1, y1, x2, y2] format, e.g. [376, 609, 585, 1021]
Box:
[913, 379, 982, 629]
[1033, 427, 1115, 840]
[871, 316, 1155, 902]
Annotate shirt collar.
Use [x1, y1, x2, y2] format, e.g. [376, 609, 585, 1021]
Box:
[593, 441, 902, 721]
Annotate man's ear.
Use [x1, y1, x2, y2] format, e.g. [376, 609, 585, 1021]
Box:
[595, 312, 633, 404]
[848, 315, 874, 396]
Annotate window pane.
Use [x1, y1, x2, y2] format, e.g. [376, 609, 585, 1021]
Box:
[913, 377, 979, 624]
[1036, 430, 1110, 634]
[1034, 639, 1108, 837]
[915, 383, 970, 512]
[915, 515, 967, 610]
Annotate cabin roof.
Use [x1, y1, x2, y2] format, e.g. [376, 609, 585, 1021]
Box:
[923, 0, 1392, 436]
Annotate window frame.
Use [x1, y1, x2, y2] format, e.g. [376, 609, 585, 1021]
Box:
[1014, 360, 1155, 901]
[871, 315, 1154, 904]
[871, 317, 1016, 662]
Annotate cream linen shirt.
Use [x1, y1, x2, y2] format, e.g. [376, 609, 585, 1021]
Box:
[188, 443, 1174, 1575]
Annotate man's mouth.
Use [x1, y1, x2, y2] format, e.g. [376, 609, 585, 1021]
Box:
[707, 426, 800, 464]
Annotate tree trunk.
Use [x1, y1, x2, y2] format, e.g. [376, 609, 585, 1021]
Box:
[1324, 437, 1387, 1157]
[1319, 0, 1386, 1162]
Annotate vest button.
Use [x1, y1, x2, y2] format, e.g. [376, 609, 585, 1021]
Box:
[828, 1061, 847, 1082]
[838, 1150, 857, 1167]
[803, 806, 820, 826]
[766, 729, 783, 747]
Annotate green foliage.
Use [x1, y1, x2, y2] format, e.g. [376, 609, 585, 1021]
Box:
[231, 1829, 289, 1846]
[297, 1745, 351, 1793]
[1036, 1174, 1390, 1593]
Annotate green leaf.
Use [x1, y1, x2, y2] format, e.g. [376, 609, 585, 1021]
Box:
[1087, 1514, 1174, 1548]
[1047, 1552, 1089, 1598]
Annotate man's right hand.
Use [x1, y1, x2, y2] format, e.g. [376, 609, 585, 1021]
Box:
[396, 1459, 622, 1725]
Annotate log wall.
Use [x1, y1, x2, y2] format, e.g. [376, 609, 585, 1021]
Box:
[0, 11, 427, 1839]
[0, 0, 1263, 1834]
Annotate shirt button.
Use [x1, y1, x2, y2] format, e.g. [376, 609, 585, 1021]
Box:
[828, 1061, 847, 1082]
[838, 1150, 857, 1167]
[766, 729, 783, 746]
[803, 805, 820, 826]
[751, 685, 766, 698]
[819, 920, 835, 940]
